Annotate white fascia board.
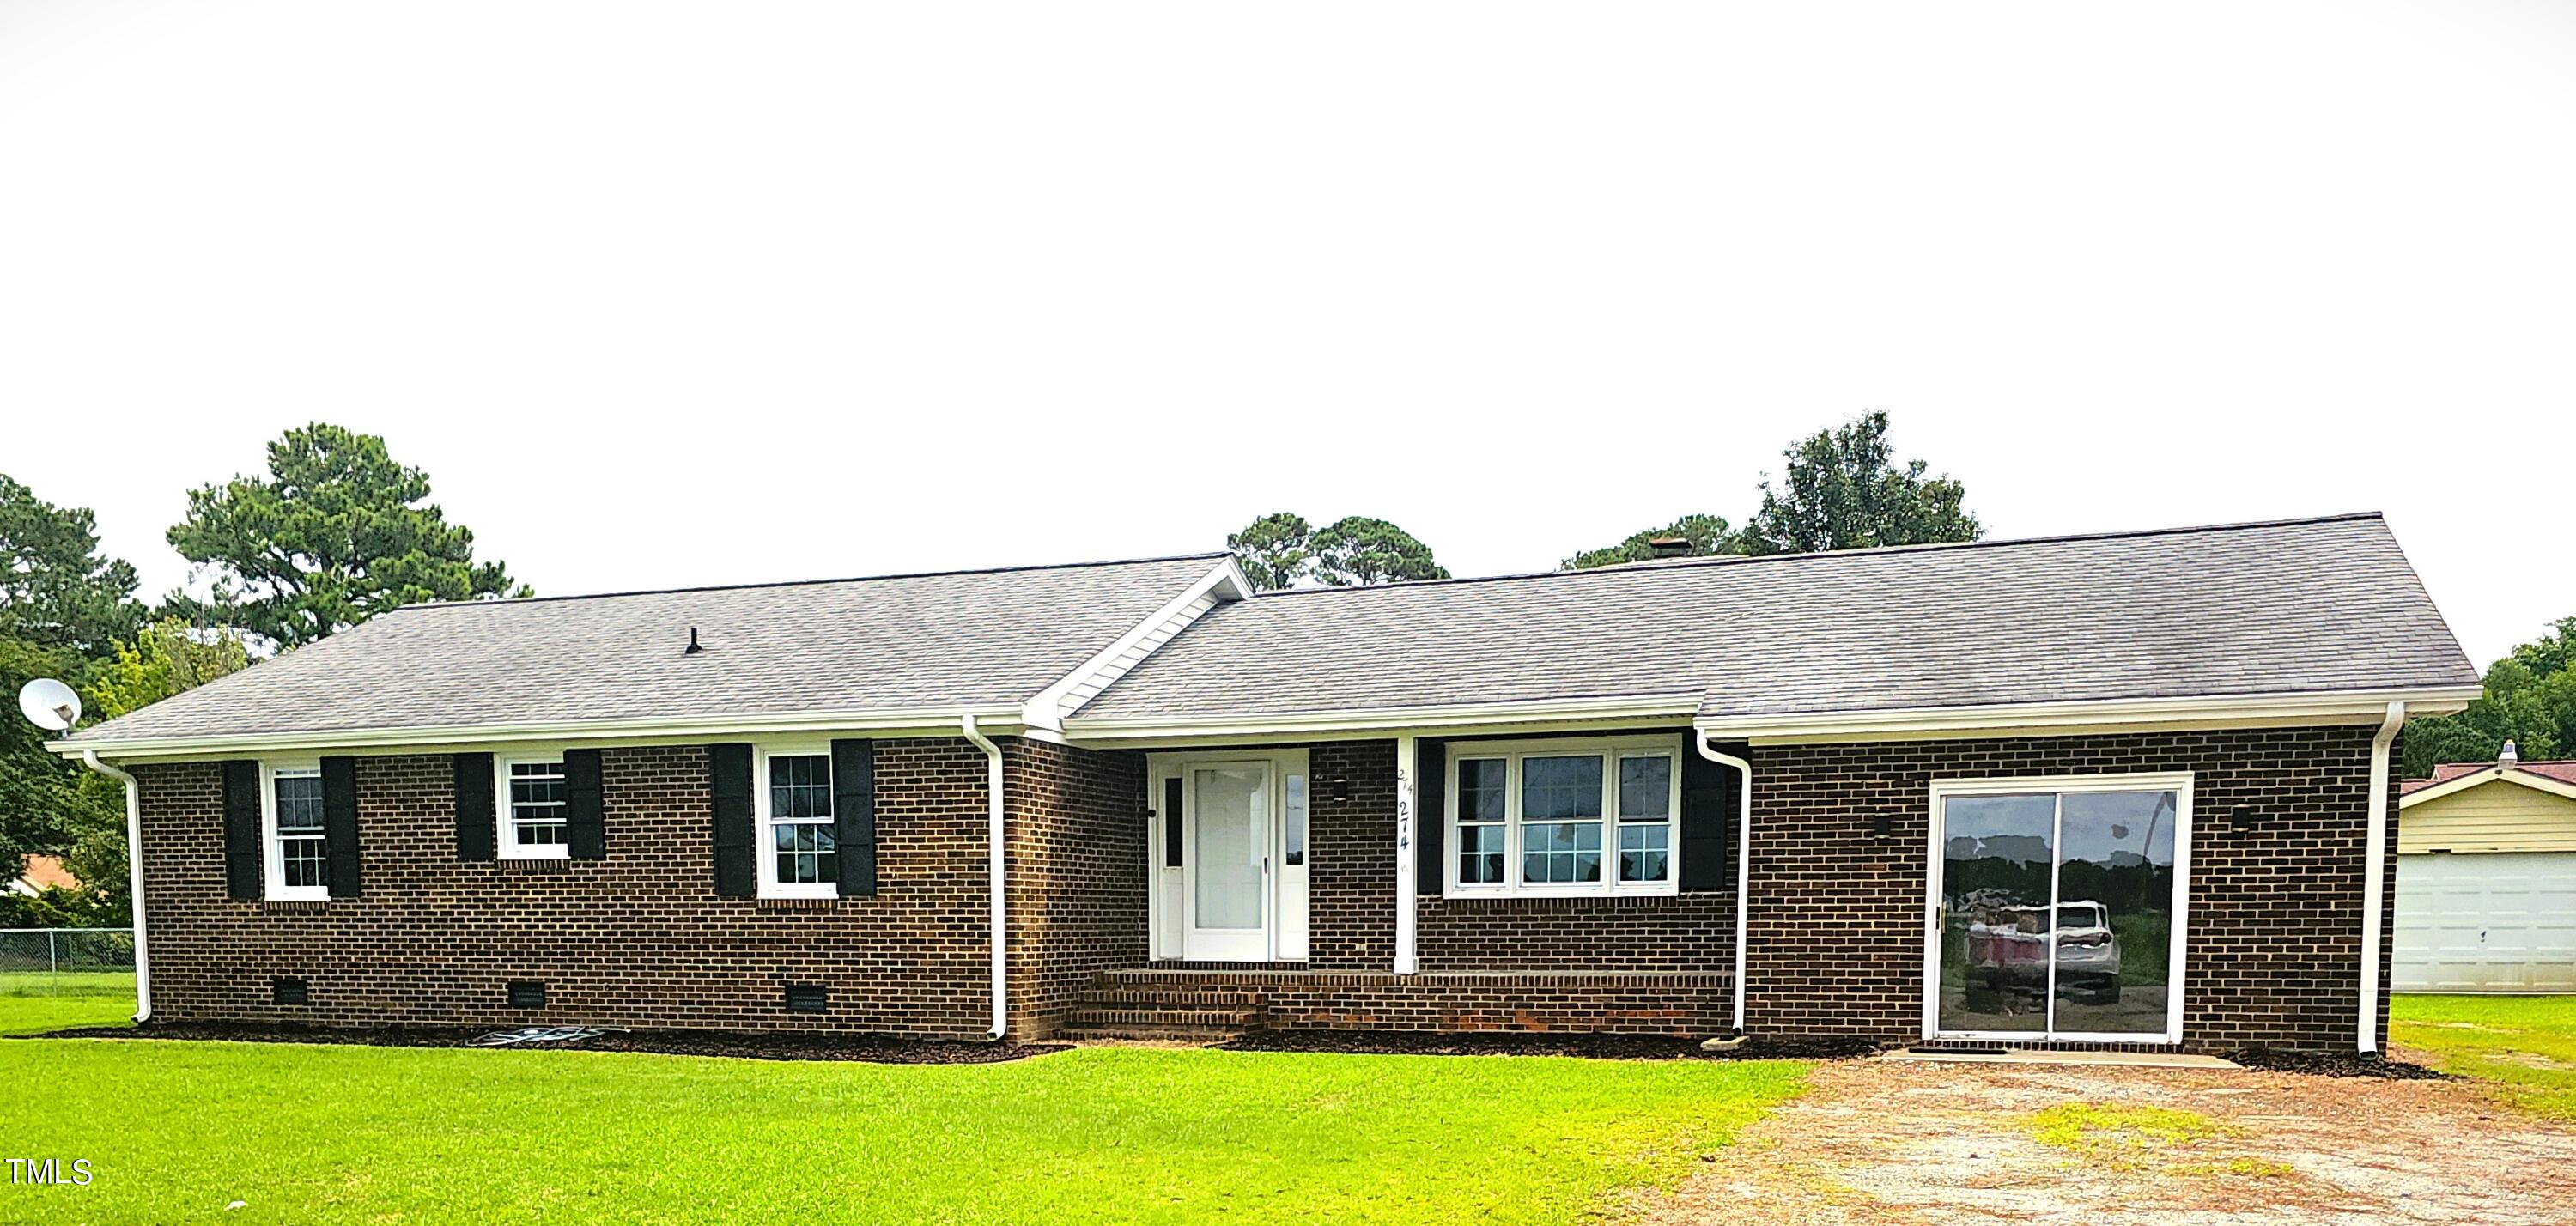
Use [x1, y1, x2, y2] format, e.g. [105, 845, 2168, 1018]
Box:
[1063, 694, 1704, 745]
[1696, 686, 2483, 745]
[48, 705, 1030, 762]
[2399, 765, 2576, 809]
[1018, 559, 1245, 731]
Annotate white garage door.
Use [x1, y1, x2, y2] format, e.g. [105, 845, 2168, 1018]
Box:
[2395, 853, 2576, 992]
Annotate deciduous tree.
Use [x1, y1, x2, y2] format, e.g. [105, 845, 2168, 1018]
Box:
[2404, 618, 2576, 776]
[0, 476, 142, 866]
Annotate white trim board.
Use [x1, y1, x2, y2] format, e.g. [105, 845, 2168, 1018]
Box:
[56, 686, 2480, 764]
[2399, 766, 2576, 809]
[1021, 559, 1247, 732]
[1701, 687, 2480, 744]
[1066, 695, 1705, 745]
[50, 707, 1030, 762]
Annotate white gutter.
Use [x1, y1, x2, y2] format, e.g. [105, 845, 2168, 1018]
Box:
[1697, 686, 2481, 744]
[1693, 732, 1753, 1035]
[1064, 695, 1704, 743]
[1061, 686, 2480, 749]
[76, 750, 149, 1023]
[958, 714, 1008, 1041]
[2360, 700, 2404, 1053]
[46, 705, 1029, 763]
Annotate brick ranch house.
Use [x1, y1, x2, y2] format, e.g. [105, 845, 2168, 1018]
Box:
[51, 513, 2478, 1054]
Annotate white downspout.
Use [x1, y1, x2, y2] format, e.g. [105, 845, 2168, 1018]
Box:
[1394, 734, 1418, 974]
[959, 715, 1007, 1041]
[1694, 731, 1753, 1035]
[2360, 701, 2404, 1053]
[77, 750, 149, 1023]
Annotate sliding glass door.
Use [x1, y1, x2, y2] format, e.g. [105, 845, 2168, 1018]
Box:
[1928, 775, 2190, 1042]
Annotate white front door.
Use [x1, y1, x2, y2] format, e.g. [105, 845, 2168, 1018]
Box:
[1182, 762, 1272, 962]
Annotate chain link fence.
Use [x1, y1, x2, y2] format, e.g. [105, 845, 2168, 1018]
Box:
[0, 927, 137, 994]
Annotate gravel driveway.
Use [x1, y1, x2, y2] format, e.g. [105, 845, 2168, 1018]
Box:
[1638, 1054, 2576, 1225]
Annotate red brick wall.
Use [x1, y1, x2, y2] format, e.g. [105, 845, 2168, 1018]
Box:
[1295, 737, 1735, 980]
[1746, 725, 2393, 1053]
[1285, 725, 2392, 1051]
[129, 722, 2398, 1052]
[1003, 741, 1149, 1037]
[134, 741, 1001, 1037]
[1301, 740, 1398, 970]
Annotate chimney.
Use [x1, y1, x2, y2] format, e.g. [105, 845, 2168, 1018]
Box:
[2500, 739, 2519, 768]
[1646, 536, 1691, 559]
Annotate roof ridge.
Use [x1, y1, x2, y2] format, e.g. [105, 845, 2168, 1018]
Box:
[388, 551, 1232, 612]
[1243, 512, 2390, 599]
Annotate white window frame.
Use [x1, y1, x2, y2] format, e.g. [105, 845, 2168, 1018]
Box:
[1443, 735, 1682, 899]
[494, 753, 571, 861]
[755, 742, 838, 901]
[1920, 771, 2196, 1046]
[260, 759, 330, 902]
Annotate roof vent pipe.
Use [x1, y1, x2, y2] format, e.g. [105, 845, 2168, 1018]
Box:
[684, 628, 703, 655]
[2500, 739, 2519, 768]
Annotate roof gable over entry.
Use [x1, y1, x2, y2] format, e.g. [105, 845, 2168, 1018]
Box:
[1073, 514, 2478, 731]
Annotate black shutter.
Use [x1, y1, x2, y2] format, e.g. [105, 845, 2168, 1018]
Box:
[1680, 737, 1741, 893]
[1415, 738, 1446, 896]
[453, 753, 496, 861]
[565, 749, 606, 860]
[709, 743, 755, 898]
[222, 760, 262, 901]
[831, 739, 877, 897]
[322, 756, 361, 898]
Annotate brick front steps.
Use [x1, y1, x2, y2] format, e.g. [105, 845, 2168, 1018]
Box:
[1061, 974, 1265, 1041]
[1059, 968, 1735, 1041]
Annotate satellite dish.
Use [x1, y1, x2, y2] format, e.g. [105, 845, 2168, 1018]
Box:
[17, 678, 81, 732]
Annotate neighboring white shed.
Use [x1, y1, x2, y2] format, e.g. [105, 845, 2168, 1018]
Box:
[2395, 743, 2576, 992]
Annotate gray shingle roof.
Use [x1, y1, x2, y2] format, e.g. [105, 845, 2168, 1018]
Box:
[1075, 514, 2476, 724]
[68, 554, 1229, 743]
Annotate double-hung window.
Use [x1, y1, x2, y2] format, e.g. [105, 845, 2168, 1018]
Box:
[757, 747, 837, 898]
[1445, 737, 1680, 897]
[497, 756, 570, 859]
[265, 762, 330, 901]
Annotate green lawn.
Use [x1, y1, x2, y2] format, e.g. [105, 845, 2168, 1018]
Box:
[0, 970, 136, 1035]
[0, 1007, 1806, 1225]
[2392, 994, 2576, 1121]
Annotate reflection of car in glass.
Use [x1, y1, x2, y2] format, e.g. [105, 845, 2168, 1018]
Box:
[1962, 900, 2123, 1004]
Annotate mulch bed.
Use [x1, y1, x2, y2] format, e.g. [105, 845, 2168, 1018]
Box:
[1214, 1029, 1879, 1060]
[27, 1020, 1067, 1064]
[2228, 1047, 2453, 1079]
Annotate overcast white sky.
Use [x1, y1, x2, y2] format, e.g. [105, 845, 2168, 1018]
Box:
[4, 2, 2572, 667]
